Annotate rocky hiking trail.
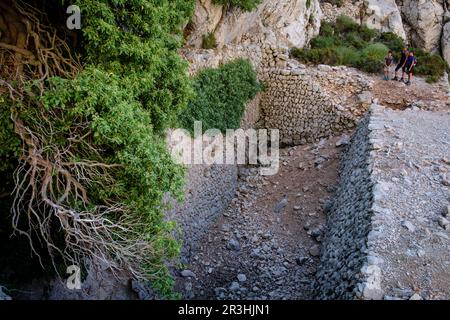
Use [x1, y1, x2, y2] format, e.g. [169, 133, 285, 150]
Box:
[174, 72, 450, 300]
[175, 134, 350, 300]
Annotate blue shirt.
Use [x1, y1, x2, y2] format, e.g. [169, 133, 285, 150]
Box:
[405, 56, 417, 67]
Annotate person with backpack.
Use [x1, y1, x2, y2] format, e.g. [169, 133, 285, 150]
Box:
[383, 50, 394, 80]
[393, 47, 409, 81]
[403, 51, 417, 85]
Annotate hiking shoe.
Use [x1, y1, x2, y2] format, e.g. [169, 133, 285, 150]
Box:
[393, 76, 398, 81]
[399, 78, 404, 82]
[405, 81, 411, 86]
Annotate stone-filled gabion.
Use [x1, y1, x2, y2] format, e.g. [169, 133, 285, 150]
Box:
[314, 113, 375, 300]
[165, 163, 238, 259]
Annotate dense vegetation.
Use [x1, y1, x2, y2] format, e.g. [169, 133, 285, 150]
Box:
[0, 0, 196, 296]
[0, 0, 262, 297]
[202, 32, 218, 49]
[291, 15, 449, 82]
[213, 0, 262, 11]
[179, 59, 262, 134]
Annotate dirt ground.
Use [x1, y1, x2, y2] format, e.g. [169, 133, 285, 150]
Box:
[174, 134, 349, 300]
[371, 74, 450, 111]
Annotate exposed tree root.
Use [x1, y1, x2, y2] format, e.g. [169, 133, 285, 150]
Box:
[1, 1, 152, 281]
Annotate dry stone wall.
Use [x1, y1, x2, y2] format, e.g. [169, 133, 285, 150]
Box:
[315, 104, 450, 300]
[258, 46, 357, 145]
[314, 110, 375, 300]
[165, 162, 238, 260]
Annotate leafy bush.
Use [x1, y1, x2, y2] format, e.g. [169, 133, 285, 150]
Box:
[213, 0, 262, 11]
[344, 32, 367, 49]
[359, 25, 378, 42]
[202, 32, 217, 49]
[291, 15, 449, 82]
[179, 59, 262, 133]
[358, 43, 389, 73]
[334, 46, 361, 66]
[0, 0, 197, 297]
[311, 36, 340, 49]
[291, 47, 337, 65]
[319, 21, 335, 37]
[335, 15, 359, 33]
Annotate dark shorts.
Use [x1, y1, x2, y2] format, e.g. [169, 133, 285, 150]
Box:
[395, 62, 406, 72]
[405, 64, 414, 73]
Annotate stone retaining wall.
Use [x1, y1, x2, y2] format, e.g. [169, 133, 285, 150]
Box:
[314, 109, 375, 299]
[315, 104, 450, 300]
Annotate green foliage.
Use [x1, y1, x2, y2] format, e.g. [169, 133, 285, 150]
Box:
[202, 32, 217, 49]
[179, 59, 262, 133]
[334, 46, 361, 66]
[319, 21, 335, 37]
[310, 36, 340, 49]
[357, 43, 389, 73]
[322, 0, 344, 7]
[213, 0, 262, 11]
[291, 15, 449, 81]
[0, 96, 21, 173]
[1, 0, 197, 297]
[306, 0, 312, 9]
[335, 15, 359, 34]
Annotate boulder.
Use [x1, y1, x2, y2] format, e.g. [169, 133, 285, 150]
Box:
[397, 0, 445, 52]
[361, 0, 407, 39]
[442, 22, 450, 66]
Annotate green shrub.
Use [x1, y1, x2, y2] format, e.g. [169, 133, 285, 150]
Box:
[292, 15, 449, 81]
[310, 36, 340, 49]
[377, 32, 404, 53]
[344, 32, 367, 49]
[306, 0, 312, 9]
[319, 21, 335, 37]
[414, 49, 449, 79]
[202, 32, 217, 49]
[335, 15, 359, 34]
[334, 46, 361, 66]
[358, 43, 389, 73]
[291, 47, 337, 65]
[179, 59, 262, 133]
[1, 0, 197, 297]
[359, 25, 378, 42]
[213, 0, 262, 11]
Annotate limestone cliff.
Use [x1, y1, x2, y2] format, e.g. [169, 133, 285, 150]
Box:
[186, 0, 449, 65]
[186, 0, 322, 49]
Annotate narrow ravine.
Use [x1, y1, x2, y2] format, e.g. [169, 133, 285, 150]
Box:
[175, 134, 351, 300]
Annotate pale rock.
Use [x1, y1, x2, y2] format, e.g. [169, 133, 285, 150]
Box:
[442, 22, 450, 66]
[397, 0, 445, 52]
[361, 0, 407, 39]
[186, 0, 322, 48]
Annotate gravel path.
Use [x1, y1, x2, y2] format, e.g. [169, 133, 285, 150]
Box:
[174, 135, 349, 300]
[368, 107, 450, 300]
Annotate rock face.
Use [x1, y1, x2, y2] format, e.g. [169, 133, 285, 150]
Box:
[186, 0, 322, 48]
[322, 0, 406, 39]
[396, 0, 445, 52]
[442, 22, 450, 65]
[361, 0, 407, 39]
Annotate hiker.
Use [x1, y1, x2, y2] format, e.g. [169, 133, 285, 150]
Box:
[383, 50, 394, 80]
[403, 51, 417, 85]
[393, 47, 408, 81]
